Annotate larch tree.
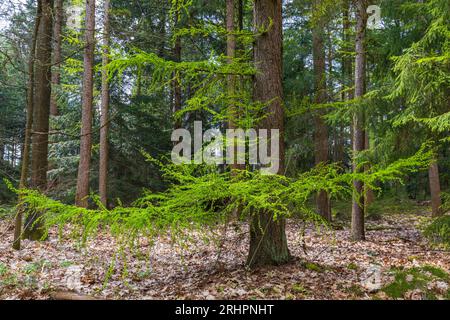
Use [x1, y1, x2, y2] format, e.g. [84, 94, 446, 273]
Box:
[99, 0, 110, 207]
[23, 0, 54, 240]
[312, 0, 331, 221]
[247, 0, 291, 268]
[75, 0, 95, 208]
[351, 0, 368, 241]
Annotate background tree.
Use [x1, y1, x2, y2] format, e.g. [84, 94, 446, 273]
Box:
[23, 0, 54, 240]
[99, 0, 110, 207]
[351, 0, 368, 241]
[75, 0, 95, 208]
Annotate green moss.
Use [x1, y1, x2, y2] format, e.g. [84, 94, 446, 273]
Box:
[291, 283, 308, 294]
[346, 284, 364, 297]
[0, 263, 7, 276]
[421, 265, 449, 281]
[304, 262, 324, 273]
[382, 266, 450, 299]
[347, 262, 359, 270]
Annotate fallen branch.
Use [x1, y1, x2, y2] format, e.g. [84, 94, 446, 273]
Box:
[49, 290, 100, 300]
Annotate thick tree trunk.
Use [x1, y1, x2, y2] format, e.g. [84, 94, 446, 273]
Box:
[428, 158, 442, 217]
[312, 0, 331, 222]
[13, 1, 42, 249]
[50, 0, 62, 116]
[23, 0, 54, 241]
[351, 0, 367, 241]
[247, 0, 290, 268]
[99, 0, 110, 207]
[75, 0, 95, 208]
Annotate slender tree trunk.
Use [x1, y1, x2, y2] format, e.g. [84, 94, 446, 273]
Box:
[75, 0, 95, 208]
[50, 0, 62, 116]
[226, 0, 244, 171]
[172, 0, 182, 129]
[429, 157, 442, 217]
[312, 0, 331, 222]
[23, 0, 54, 241]
[247, 0, 290, 268]
[13, 1, 42, 249]
[99, 0, 110, 207]
[351, 0, 367, 241]
[342, 0, 353, 159]
[364, 131, 375, 210]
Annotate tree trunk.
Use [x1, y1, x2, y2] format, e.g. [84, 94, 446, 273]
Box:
[172, 0, 182, 129]
[13, 0, 42, 249]
[364, 131, 375, 210]
[342, 0, 353, 161]
[351, 0, 367, 241]
[312, 0, 331, 222]
[75, 0, 95, 208]
[226, 0, 244, 171]
[23, 0, 54, 241]
[428, 158, 442, 217]
[247, 0, 290, 268]
[50, 0, 62, 116]
[99, 0, 110, 207]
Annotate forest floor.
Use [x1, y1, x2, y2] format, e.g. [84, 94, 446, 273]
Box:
[0, 200, 449, 300]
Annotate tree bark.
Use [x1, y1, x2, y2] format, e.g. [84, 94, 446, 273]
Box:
[13, 0, 42, 249]
[99, 0, 110, 207]
[428, 157, 442, 217]
[226, 0, 244, 171]
[312, 0, 331, 222]
[75, 0, 95, 208]
[172, 0, 182, 129]
[50, 0, 63, 116]
[364, 131, 375, 210]
[247, 0, 290, 268]
[351, 0, 367, 241]
[23, 0, 54, 241]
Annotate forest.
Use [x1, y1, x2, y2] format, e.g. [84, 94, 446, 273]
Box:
[0, 0, 449, 302]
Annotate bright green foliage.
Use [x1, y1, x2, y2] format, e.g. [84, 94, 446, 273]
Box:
[5, 143, 432, 262]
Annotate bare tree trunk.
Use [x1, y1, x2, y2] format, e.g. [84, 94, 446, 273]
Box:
[429, 157, 442, 217]
[312, 0, 331, 222]
[13, 1, 42, 249]
[351, 0, 367, 241]
[247, 0, 290, 268]
[23, 0, 54, 241]
[172, 0, 182, 129]
[342, 0, 353, 159]
[50, 0, 62, 116]
[75, 0, 95, 208]
[364, 131, 375, 210]
[226, 0, 244, 171]
[99, 0, 110, 207]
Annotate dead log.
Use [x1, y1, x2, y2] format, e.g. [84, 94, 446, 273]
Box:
[49, 290, 100, 300]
